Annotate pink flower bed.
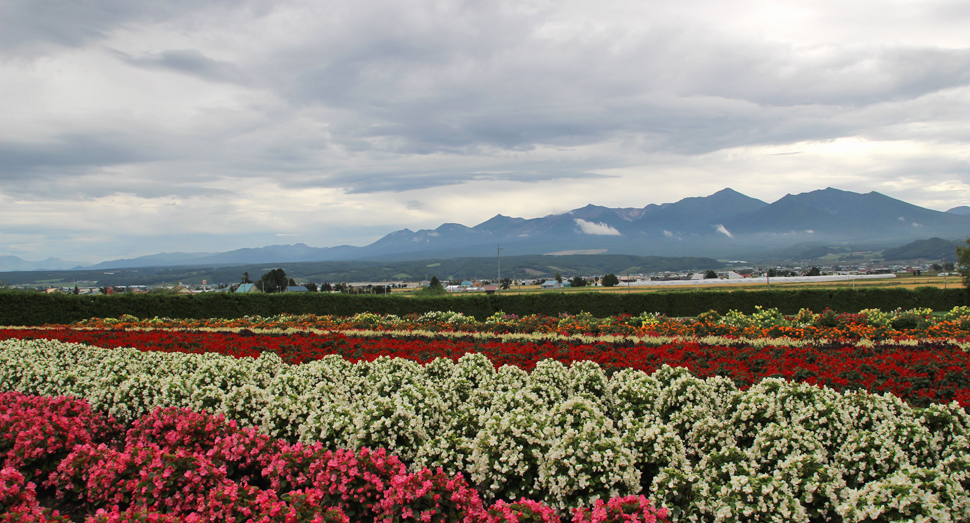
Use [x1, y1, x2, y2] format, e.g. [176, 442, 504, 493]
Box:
[0, 392, 668, 523]
[0, 392, 121, 484]
[0, 466, 69, 522]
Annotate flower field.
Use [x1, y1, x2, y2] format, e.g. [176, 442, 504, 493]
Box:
[2, 307, 970, 522]
[65, 305, 970, 340]
[3, 327, 969, 408]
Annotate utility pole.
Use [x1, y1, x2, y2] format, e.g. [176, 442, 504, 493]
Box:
[497, 244, 502, 295]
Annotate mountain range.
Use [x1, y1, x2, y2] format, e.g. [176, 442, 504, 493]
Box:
[3, 187, 969, 271]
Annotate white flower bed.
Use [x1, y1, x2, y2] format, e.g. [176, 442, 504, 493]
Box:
[2, 338, 969, 522]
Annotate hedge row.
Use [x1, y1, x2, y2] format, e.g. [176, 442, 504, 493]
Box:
[0, 287, 966, 326]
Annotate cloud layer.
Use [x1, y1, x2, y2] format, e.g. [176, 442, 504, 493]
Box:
[575, 219, 622, 236]
[2, 0, 969, 262]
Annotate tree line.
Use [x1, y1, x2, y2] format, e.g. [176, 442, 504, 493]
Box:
[241, 270, 393, 294]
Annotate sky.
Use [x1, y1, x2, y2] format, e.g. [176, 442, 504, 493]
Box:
[2, 0, 970, 264]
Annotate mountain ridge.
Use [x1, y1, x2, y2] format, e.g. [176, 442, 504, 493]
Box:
[5, 187, 969, 271]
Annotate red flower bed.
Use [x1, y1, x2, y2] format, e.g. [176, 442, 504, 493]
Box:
[0, 393, 667, 523]
[3, 328, 968, 408]
[65, 310, 970, 340]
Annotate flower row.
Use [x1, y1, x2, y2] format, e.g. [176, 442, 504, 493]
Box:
[3, 328, 967, 408]
[2, 338, 969, 521]
[1, 392, 667, 523]
[66, 306, 970, 339]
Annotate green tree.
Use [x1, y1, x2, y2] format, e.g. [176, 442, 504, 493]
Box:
[320, 282, 333, 292]
[258, 268, 288, 293]
[806, 267, 821, 277]
[704, 270, 718, 279]
[415, 276, 446, 296]
[957, 236, 970, 289]
[570, 276, 587, 287]
[304, 282, 318, 292]
[602, 273, 619, 287]
[241, 272, 253, 284]
[555, 272, 563, 284]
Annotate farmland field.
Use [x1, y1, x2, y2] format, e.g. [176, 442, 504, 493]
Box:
[2, 307, 969, 522]
[463, 274, 961, 295]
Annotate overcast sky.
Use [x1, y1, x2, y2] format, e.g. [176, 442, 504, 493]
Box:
[2, 0, 969, 263]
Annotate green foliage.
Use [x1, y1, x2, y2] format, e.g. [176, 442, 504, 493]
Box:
[257, 269, 288, 293]
[0, 287, 966, 326]
[602, 274, 620, 287]
[570, 276, 587, 288]
[414, 277, 447, 296]
[958, 235, 970, 290]
[883, 237, 964, 261]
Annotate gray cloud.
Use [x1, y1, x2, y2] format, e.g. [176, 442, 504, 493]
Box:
[0, 0, 248, 56]
[0, 134, 152, 179]
[0, 132, 233, 199]
[113, 49, 248, 84]
[275, 157, 617, 194]
[252, 7, 970, 160]
[3, 0, 970, 261]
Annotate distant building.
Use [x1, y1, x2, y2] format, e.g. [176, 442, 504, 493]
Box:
[540, 280, 561, 289]
[286, 285, 308, 292]
[235, 283, 261, 293]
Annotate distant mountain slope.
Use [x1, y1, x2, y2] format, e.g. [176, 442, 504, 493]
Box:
[947, 206, 970, 216]
[353, 187, 968, 261]
[0, 254, 724, 286]
[8, 187, 970, 271]
[89, 252, 215, 269]
[640, 188, 769, 235]
[92, 243, 365, 269]
[881, 238, 965, 261]
[724, 188, 969, 238]
[0, 256, 89, 271]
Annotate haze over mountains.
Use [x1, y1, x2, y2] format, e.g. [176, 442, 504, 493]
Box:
[4, 187, 969, 271]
